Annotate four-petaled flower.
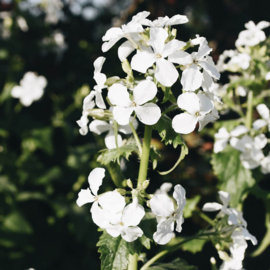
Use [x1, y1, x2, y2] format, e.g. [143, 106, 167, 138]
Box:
[108, 80, 161, 125]
[253, 104, 270, 131]
[150, 184, 186, 245]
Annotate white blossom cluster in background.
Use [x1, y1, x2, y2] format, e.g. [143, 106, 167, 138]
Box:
[203, 191, 257, 270]
[11, 72, 47, 106]
[77, 11, 222, 150]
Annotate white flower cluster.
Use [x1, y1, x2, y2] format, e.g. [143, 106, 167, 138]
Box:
[214, 104, 270, 174]
[77, 168, 186, 244]
[11, 72, 47, 107]
[203, 191, 257, 270]
[77, 11, 221, 143]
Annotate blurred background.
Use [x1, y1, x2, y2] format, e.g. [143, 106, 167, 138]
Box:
[0, 0, 269, 269]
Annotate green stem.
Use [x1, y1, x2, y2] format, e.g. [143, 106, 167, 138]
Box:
[195, 209, 215, 226]
[137, 125, 152, 186]
[129, 121, 142, 157]
[140, 232, 214, 270]
[246, 90, 253, 129]
[128, 254, 138, 270]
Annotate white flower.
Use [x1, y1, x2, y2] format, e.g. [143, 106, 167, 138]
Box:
[89, 113, 138, 149]
[214, 125, 248, 153]
[108, 80, 161, 125]
[131, 28, 186, 87]
[94, 197, 145, 242]
[261, 152, 270, 174]
[217, 50, 250, 72]
[141, 14, 188, 27]
[11, 72, 47, 106]
[77, 111, 90, 136]
[92, 56, 107, 109]
[172, 92, 217, 134]
[253, 104, 270, 131]
[102, 11, 150, 60]
[150, 184, 186, 245]
[154, 182, 173, 195]
[76, 168, 126, 219]
[236, 21, 270, 47]
[168, 38, 220, 91]
[230, 134, 267, 169]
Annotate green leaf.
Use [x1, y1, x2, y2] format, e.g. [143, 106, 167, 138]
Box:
[148, 258, 198, 270]
[0, 176, 17, 193]
[3, 211, 33, 234]
[180, 238, 207, 254]
[97, 230, 140, 270]
[211, 146, 255, 207]
[139, 211, 156, 249]
[160, 85, 176, 104]
[97, 139, 138, 165]
[153, 115, 185, 149]
[183, 195, 201, 219]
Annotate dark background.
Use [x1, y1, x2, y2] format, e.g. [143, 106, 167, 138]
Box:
[0, 0, 269, 269]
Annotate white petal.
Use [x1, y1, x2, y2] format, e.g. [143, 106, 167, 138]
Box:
[88, 167, 105, 196]
[181, 64, 203, 91]
[113, 106, 134, 125]
[254, 134, 267, 149]
[198, 60, 220, 80]
[11, 86, 23, 98]
[153, 218, 175, 245]
[105, 129, 122, 149]
[131, 11, 150, 24]
[218, 191, 230, 208]
[230, 125, 249, 137]
[214, 139, 228, 153]
[106, 225, 122, 238]
[94, 56, 106, 74]
[150, 194, 174, 217]
[175, 213, 184, 233]
[122, 226, 143, 242]
[165, 14, 188, 26]
[198, 114, 216, 131]
[253, 119, 267, 130]
[76, 188, 95, 207]
[91, 201, 111, 228]
[118, 40, 135, 61]
[133, 80, 157, 105]
[168, 51, 193, 65]
[37, 76, 47, 88]
[202, 202, 223, 211]
[94, 91, 106, 109]
[257, 104, 269, 120]
[102, 27, 123, 52]
[177, 92, 200, 115]
[215, 127, 230, 140]
[122, 201, 145, 227]
[135, 103, 161, 125]
[173, 184, 186, 211]
[241, 228, 257, 245]
[172, 113, 198, 134]
[265, 71, 270, 80]
[89, 120, 111, 135]
[94, 73, 107, 88]
[197, 93, 214, 114]
[256, 21, 270, 30]
[155, 58, 179, 87]
[162, 39, 186, 58]
[149, 28, 168, 54]
[196, 39, 212, 59]
[108, 84, 132, 107]
[202, 69, 214, 91]
[131, 51, 156, 73]
[83, 91, 96, 111]
[98, 190, 126, 214]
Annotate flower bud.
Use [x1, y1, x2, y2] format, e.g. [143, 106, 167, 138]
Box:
[105, 76, 120, 86]
[88, 109, 112, 121]
[126, 179, 133, 189]
[142, 180, 150, 190]
[116, 189, 126, 196]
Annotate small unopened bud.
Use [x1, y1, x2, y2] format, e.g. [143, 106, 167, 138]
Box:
[210, 257, 216, 265]
[105, 76, 120, 86]
[146, 200, 151, 208]
[122, 59, 133, 77]
[142, 180, 150, 190]
[171, 28, 177, 39]
[116, 189, 126, 196]
[88, 109, 112, 121]
[127, 179, 133, 189]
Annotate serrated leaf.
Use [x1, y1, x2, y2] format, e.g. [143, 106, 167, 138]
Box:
[153, 115, 185, 149]
[97, 230, 140, 270]
[211, 146, 255, 207]
[97, 139, 138, 165]
[147, 258, 198, 270]
[183, 195, 201, 219]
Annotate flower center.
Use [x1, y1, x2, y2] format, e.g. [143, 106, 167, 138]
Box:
[156, 53, 162, 59]
[195, 111, 200, 116]
[131, 102, 137, 107]
[120, 222, 124, 226]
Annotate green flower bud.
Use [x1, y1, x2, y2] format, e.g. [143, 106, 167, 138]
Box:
[126, 179, 133, 189]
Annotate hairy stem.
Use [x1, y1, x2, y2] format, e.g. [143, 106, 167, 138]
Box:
[137, 125, 152, 185]
[129, 121, 142, 157]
